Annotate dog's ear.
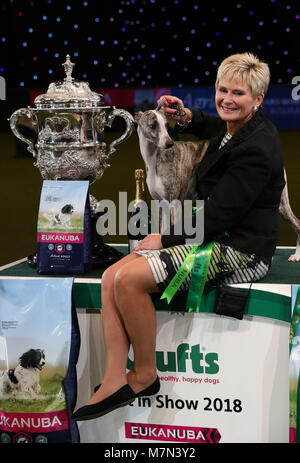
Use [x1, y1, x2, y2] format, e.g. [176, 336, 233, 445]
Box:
[61, 204, 73, 214]
[134, 111, 143, 123]
[19, 349, 34, 368]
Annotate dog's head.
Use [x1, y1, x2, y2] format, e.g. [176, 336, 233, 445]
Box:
[134, 110, 174, 150]
[19, 349, 46, 371]
[61, 204, 74, 215]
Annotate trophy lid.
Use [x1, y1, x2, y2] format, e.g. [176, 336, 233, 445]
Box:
[34, 55, 105, 109]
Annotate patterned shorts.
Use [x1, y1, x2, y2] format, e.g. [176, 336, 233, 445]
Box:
[135, 242, 270, 293]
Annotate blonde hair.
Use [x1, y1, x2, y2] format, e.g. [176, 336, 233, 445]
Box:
[215, 53, 270, 98]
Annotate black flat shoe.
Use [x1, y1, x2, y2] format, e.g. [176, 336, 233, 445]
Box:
[94, 376, 160, 398]
[135, 376, 160, 398]
[71, 384, 136, 421]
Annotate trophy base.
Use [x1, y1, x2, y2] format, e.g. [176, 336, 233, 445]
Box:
[27, 244, 124, 270]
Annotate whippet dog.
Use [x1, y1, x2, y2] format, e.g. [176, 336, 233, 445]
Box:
[135, 110, 209, 233]
[135, 109, 300, 262]
[279, 170, 300, 261]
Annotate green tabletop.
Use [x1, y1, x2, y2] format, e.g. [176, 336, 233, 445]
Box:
[1, 246, 299, 283]
[0, 246, 297, 323]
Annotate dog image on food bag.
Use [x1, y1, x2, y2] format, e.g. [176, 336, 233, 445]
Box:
[47, 204, 74, 229]
[0, 348, 45, 400]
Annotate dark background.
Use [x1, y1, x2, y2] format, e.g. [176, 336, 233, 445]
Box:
[0, 0, 299, 266]
[0, 0, 298, 89]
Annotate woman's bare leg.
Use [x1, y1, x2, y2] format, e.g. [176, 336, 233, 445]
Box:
[86, 253, 137, 405]
[87, 253, 160, 405]
[114, 256, 160, 394]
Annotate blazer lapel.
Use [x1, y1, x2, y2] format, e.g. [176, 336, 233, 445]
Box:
[197, 131, 229, 179]
[197, 108, 265, 180]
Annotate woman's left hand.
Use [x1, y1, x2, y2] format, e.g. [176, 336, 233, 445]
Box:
[133, 234, 163, 251]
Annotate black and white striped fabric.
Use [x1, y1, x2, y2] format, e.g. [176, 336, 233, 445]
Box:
[135, 242, 270, 293]
[219, 131, 232, 149]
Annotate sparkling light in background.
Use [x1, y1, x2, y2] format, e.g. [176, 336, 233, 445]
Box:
[0, 0, 298, 88]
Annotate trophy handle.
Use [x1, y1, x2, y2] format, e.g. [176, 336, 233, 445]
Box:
[105, 108, 134, 156]
[9, 108, 38, 157]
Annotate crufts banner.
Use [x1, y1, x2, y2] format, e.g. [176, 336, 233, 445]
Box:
[77, 286, 290, 443]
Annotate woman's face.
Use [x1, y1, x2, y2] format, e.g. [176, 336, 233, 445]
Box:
[215, 77, 263, 131]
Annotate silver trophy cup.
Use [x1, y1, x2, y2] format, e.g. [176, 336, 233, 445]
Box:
[10, 55, 135, 267]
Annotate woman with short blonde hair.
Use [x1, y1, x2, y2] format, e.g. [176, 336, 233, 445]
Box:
[215, 52, 270, 98]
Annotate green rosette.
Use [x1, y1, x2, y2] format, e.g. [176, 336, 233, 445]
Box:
[186, 241, 214, 312]
[160, 244, 199, 304]
[160, 241, 214, 312]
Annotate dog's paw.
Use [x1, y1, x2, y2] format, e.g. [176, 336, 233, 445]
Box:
[288, 253, 300, 262]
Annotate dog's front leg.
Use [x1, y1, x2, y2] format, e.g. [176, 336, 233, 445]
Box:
[35, 382, 41, 394]
[292, 236, 300, 262]
[21, 384, 39, 400]
[279, 171, 300, 261]
[28, 388, 39, 400]
[32, 381, 41, 394]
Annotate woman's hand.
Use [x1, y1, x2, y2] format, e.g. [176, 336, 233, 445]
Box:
[133, 234, 163, 251]
[157, 95, 191, 126]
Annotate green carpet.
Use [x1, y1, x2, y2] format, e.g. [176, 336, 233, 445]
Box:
[260, 248, 300, 284]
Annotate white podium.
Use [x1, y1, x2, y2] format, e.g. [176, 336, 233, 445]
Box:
[75, 283, 290, 444]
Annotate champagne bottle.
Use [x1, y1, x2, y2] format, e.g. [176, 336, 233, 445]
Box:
[128, 169, 151, 253]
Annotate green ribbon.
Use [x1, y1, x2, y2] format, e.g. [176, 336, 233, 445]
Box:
[187, 241, 214, 312]
[160, 244, 199, 304]
[160, 241, 214, 312]
[290, 286, 300, 354]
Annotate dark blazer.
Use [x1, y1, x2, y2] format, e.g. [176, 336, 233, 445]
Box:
[161, 108, 285, 259]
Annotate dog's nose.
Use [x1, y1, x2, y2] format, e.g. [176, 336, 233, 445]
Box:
[165, 140, 174, 149]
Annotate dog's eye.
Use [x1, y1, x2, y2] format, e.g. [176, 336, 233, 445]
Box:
[150, 121, 157, 129]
